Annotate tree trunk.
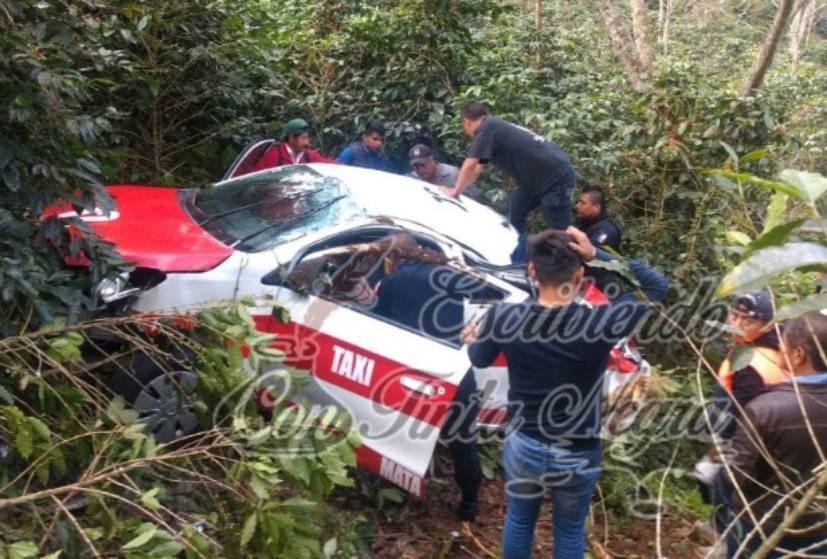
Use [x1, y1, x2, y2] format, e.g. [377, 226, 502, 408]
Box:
[660, 0, 673, 56]
[629, 0, 656, 74]
[790, 0, 824, 72]
[535, 0, 542, 67]
[594, 0, 650, 92]
[739, 0, 796, 97]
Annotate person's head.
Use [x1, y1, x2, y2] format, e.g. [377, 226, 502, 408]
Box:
[728, 291, 774, 344]
[527, 230, 584, 294]
[460, 100, 488, 138]
[408, 144, 438, 181]
[283, 118, 311, 152]
[362, 121, 386, 152]
[782, 311, 827, 375]
[575, 186, 606, 221]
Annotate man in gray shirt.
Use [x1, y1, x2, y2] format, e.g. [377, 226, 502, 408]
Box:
[407, 144, 481, 201]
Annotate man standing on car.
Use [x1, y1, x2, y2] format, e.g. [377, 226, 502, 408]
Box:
[234, 118, 336, 176]
[463, 227, 668, 559]
[443, 101, 577, 233]
[574, 186, 621, 251]
[337, 120, 394, 172]
[407, 144, 481, 201]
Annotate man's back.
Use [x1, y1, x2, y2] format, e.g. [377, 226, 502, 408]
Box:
[469, 116, 572, 192]
[730, 379, 827, 531]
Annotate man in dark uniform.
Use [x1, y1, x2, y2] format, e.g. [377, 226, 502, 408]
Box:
[442, 100, 577, 233]
[370, 233, 484, 521]
[574, 186, 621, 251]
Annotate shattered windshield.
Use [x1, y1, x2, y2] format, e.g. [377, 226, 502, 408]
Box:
[194, 166, 364, 252]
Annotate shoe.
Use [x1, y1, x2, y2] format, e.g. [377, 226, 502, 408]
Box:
[457, 499, 478, 522]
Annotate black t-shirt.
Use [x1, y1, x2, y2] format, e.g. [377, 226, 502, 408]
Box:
[468, 116, 573, 192]
[467, 251, 669, 449]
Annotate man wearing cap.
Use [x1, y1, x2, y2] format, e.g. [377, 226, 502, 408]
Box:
[443, 100, 577, 233]
[234, 118, 336, 176]
[407, 144, 481, 201]
[693, 292, 789, 538]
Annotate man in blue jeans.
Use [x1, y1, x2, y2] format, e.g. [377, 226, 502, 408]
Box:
[442, 101, 577, 233]
[463, 227, 668, 558]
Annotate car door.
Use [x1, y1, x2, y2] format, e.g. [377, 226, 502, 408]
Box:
[249, 229, 474, 497]
[222, 139, 275, 180]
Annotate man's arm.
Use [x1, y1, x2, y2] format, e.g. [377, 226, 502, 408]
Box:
[462, 306, 501, 368]
[443, 158, 485, 198]
[307, 149, 338, 165]
[336, 147, 354, 165]
[567, 226, 668, 304]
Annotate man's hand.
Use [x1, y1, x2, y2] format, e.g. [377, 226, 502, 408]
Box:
[441, 187, 458, 198]
[460, 321, 479, 344]
[566, 226, 597, 262]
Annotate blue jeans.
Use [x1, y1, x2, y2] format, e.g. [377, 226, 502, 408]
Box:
[508, 169, 576, 233]
[502, 431, 601, 559]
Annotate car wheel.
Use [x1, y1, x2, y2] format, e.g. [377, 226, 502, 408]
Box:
[110, 353, 199, 443]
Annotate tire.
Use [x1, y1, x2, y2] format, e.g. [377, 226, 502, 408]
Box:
[109, 352, 199, 443]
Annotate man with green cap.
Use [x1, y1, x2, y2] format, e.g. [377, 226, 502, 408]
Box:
[235, 118, 336, 176]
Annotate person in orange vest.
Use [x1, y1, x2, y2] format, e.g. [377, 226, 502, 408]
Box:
[694, 291, 789, 544]
[714, 291, 788, 437]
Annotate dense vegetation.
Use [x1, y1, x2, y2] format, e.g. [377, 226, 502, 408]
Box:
[1, 0, 826, 556]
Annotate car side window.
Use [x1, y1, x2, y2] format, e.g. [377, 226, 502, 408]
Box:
[264, 239, 507, 347]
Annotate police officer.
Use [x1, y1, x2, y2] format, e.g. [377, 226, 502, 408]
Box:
[574, 186, 621, 251]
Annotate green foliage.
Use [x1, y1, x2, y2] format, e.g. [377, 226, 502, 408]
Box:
[0, 305, 358, 557]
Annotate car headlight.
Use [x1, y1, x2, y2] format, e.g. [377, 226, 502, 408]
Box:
[95, 275, 141, 304]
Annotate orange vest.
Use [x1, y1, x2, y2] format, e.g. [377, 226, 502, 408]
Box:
[717, 345, 789, 392]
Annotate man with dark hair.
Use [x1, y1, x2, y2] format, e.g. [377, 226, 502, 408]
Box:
[234, 118, 336, 176]
[443, 100, 577, 233]
[574, 186, 621, 251]
[337, 120, 394, 172]
[463, 227, 668, 559]
[716, 310, 827, 558]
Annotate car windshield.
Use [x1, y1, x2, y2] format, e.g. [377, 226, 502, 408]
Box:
[194, 166, 364, 251]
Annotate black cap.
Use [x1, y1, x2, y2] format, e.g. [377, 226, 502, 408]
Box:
[731, 291, 773, 321]
[408, 144, 434, 165]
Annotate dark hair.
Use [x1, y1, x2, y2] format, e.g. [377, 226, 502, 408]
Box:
[528, 231, 582, 286]
[784, 311, 827, 371]
[363, 120, 386, 137]
[582, 186, 606, 211]
[460, 100, 488, 121]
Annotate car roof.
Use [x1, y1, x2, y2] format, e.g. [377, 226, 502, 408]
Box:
[304, 164, 519, 265]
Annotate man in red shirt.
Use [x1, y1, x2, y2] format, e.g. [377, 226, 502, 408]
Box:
[233, 118, 336, 177]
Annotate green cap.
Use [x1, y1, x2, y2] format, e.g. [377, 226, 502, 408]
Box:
[283, 118, 310, 138]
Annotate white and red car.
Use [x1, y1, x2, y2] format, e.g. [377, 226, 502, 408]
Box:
[58, 164, 649, 497]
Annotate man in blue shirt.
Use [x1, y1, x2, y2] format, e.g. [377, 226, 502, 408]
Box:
[337, 120, 394, 172]
[463, 227, 668, 559]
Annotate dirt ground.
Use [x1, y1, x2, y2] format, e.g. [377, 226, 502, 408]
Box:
[362, 455, 717, 559]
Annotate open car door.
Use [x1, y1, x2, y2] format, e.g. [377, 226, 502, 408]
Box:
[250, 239, 473, 497]
[222, 139, 275, 180]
